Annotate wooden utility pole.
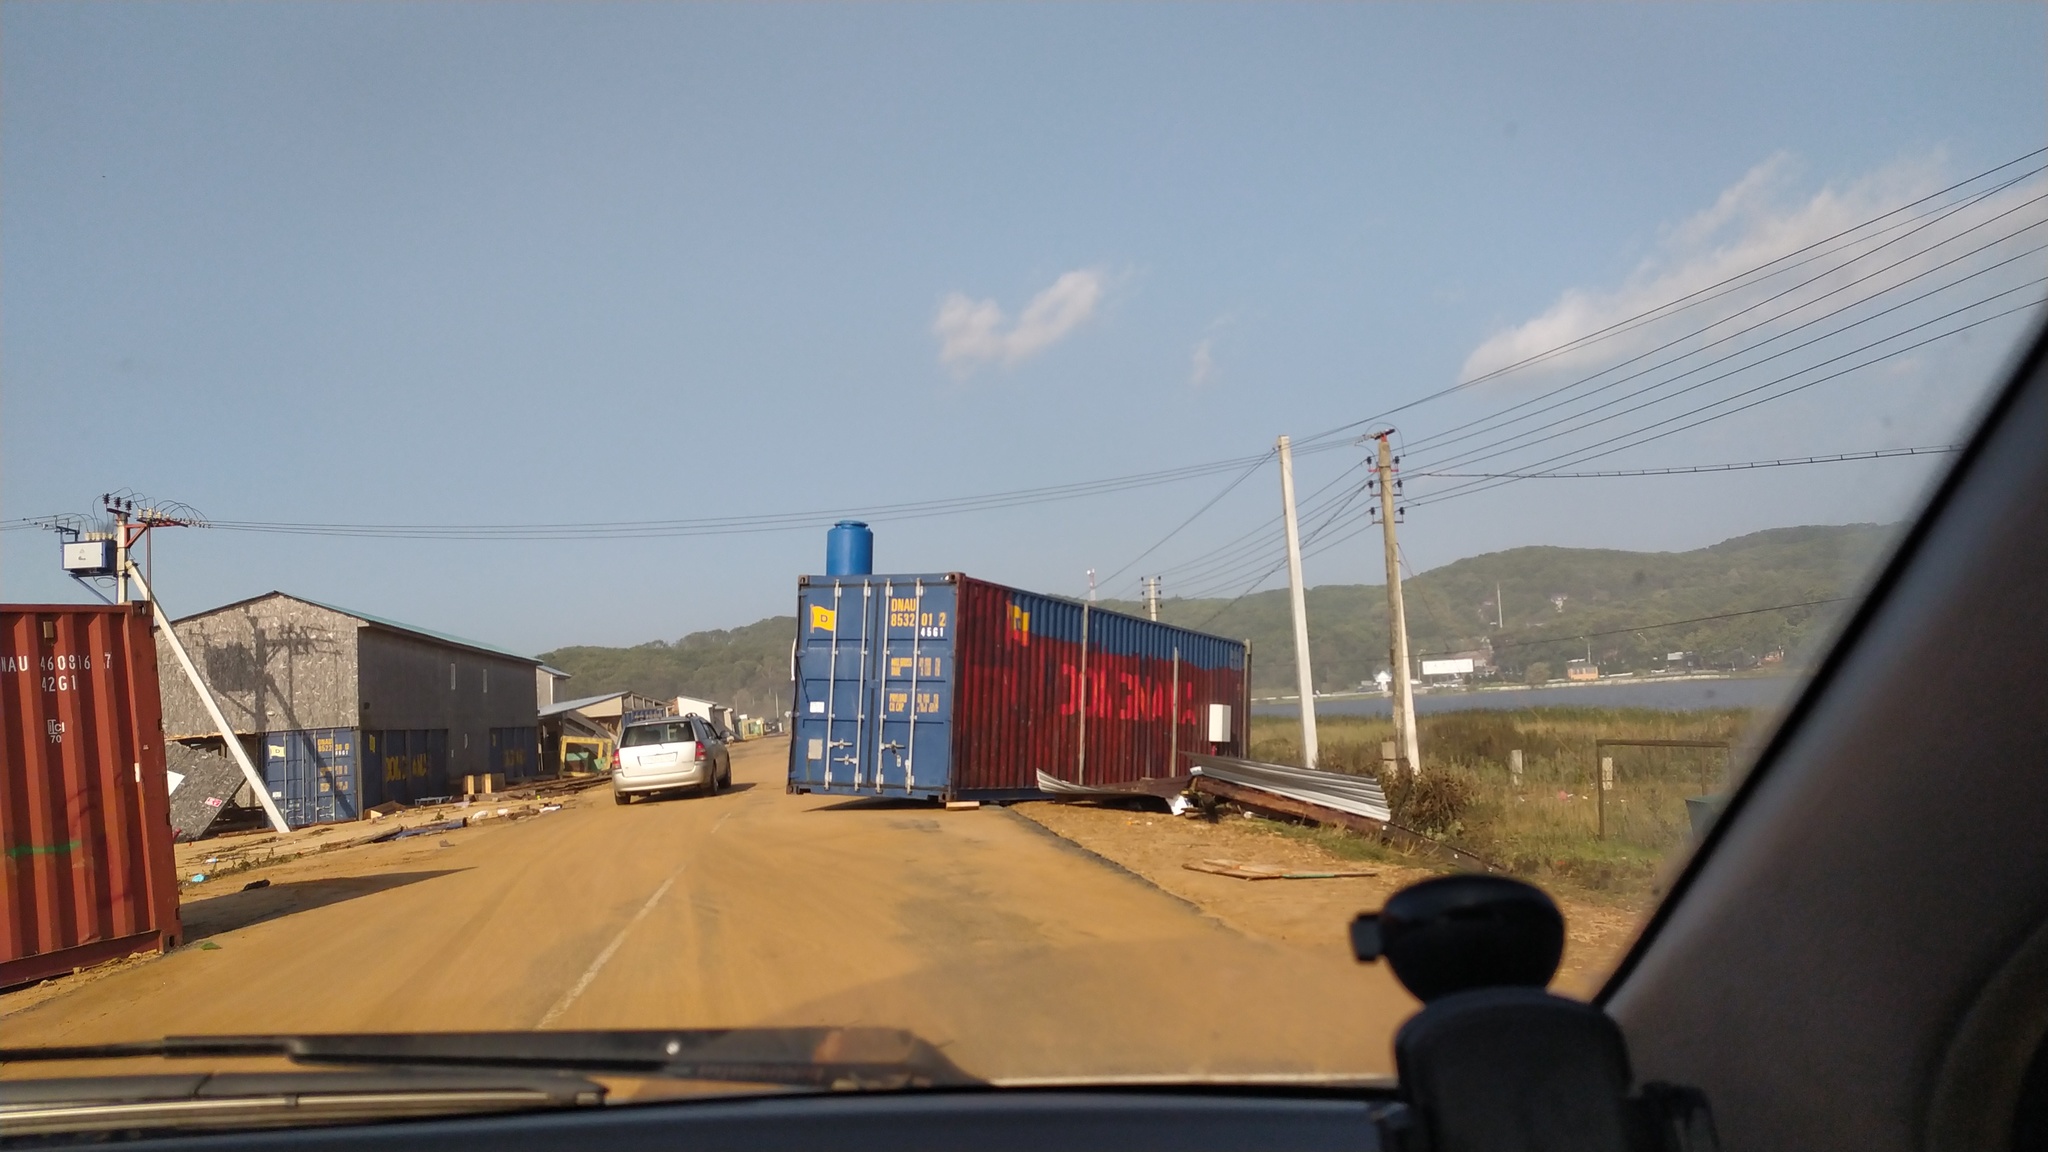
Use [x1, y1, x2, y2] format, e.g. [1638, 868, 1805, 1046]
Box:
[1276, 435, 1318, 770]
[1373, 433, 1420, 775]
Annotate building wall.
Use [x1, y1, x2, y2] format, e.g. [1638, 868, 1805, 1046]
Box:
[158, 598, 361, 738]
[356, 628, 539, 780]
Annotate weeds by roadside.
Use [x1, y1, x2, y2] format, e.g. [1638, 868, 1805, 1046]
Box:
[1250, 707, 1768, 907]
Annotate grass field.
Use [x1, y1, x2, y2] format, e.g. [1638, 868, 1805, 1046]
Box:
[1248, 707, 1771, 905]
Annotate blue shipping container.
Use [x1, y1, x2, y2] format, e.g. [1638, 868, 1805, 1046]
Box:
[364, 728, 450, 807]
[489, 727, 538, 781]
[262, 728, 359, 828]
[788, 573, 1249, 801]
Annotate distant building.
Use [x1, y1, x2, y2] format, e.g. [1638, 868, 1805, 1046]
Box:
[673, 694, 737, 735]
[1565, 658, 1600, 682]
[157, 592, 541, 827]
[539, 689, 670, 743]
[536, 664, 572, 708]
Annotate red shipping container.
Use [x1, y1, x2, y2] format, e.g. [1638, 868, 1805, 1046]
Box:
[2, 604, 183, 988]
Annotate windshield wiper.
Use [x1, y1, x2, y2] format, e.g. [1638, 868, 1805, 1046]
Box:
[0, 1027, 979, 1092]
[0, 1068, 605, 1139]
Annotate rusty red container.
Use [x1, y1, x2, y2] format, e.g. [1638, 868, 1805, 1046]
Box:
[788, 573, 1250, 800]
[2, 604, 183, 988]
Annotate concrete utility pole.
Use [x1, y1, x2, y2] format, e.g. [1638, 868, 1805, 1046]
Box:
[111, 503, 131, 604]
[126, 565, 292, 835]
[1497, 581, 1505, 630]
[1142, 576, 1162, 621]
[1276, 435, 1319, 770]
[1373, 433, 1421, 775]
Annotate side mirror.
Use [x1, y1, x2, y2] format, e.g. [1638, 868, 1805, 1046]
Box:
[1354, 875, 1717, 1152]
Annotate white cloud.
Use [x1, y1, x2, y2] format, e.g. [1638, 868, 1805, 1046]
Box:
[1189, 337, 1216, 387]
[934, 269, 1103, 375]
[1458, 152, 1985, 384]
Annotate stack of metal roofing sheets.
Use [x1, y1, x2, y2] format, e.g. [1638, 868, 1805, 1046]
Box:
[1187, 755, 1391, 823]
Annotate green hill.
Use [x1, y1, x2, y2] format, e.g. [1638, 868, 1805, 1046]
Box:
[542, 615, 796, 719]
[540, 523, 1895, 708]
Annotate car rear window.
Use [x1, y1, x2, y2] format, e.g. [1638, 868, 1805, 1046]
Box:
[621, 722, 693, 748]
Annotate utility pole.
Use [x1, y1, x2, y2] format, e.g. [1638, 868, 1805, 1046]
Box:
[1141, 576, 1162, 621]
[110, 500, 132, 604]
[1372, 432, 1420, 775]
[1497, 581, 1505, 630]
[1087, 569, 1098, 602]
[1277, 435, 1319, 770]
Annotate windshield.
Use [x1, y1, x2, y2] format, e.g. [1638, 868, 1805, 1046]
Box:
[2, 0, 2044, 1121]
[622, 723, 695, 748]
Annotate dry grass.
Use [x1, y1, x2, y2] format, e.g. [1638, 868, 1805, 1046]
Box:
[1250, 707, 1769, 906]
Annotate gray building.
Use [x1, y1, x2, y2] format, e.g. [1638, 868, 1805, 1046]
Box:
[159, 592, 541, 826]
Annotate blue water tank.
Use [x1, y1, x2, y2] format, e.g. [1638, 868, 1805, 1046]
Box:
[825, 521, 873, 576]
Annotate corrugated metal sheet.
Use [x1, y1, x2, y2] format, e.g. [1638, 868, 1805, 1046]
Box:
[1187, 754, 1392, 822]
[1, 605, 182, 988]
[788, 574, 1248, 800]
[261, 728, 359, 828]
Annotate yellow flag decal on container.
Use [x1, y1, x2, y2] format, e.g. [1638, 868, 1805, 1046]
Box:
[810, 604, 837, 633]
[1008, 604, 1030, 646]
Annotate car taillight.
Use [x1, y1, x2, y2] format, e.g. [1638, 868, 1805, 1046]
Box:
[689, 742, 706, 761]
[609, 749, 620, 770]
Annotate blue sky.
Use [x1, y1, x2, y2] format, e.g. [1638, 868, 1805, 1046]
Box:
[5, 3, 2045, 653]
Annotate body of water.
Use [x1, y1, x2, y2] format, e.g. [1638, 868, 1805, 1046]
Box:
[1253, 675, 1801, 718]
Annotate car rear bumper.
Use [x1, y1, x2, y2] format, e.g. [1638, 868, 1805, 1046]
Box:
[613, 762, 711, 795]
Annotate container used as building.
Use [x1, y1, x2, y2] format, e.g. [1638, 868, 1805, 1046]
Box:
[261, 728, 359, 827]
[2, 604, 183, 988]
[787, 574, 1249, 800]
[488, 726, 537, 781]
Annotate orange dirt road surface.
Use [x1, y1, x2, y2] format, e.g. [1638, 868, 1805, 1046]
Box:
[3, 738, 1425, 1083]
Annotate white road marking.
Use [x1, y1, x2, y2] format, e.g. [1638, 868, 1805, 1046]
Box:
[711, 811, 733, 836]
[538, 865, 683, 1027]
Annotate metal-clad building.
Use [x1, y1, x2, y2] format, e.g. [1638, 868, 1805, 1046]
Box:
[156, 592, 540, 826]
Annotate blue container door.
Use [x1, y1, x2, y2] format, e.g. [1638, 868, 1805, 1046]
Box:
[262, 729, 357, 827]
[791, 576, 955, 798]
[490, 727, 537, 780]
[313, 728, 358, 823]
[423, 730, 450, 798]
[380, 729, 410, 805]
[875, 578, 954, 793]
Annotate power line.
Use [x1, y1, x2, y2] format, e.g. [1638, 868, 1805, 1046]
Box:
[1098, 450, 1273, 595]
[1416, 597, 1850, 658]
[1407, 288, 2045, 509]
[1292, 149, 2048, 446]
[1413, 444, 1961, 479]
[1404, 194, 2048, 462]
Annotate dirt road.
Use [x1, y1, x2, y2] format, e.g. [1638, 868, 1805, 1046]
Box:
[3, 738, 1423, 1082]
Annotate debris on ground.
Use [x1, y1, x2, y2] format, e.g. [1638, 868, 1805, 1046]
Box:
[945, 800, 980, 811]
[1183, 859, 1378, 881]
[377, 819, 468, 843]
[240, 879, 271, 892]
